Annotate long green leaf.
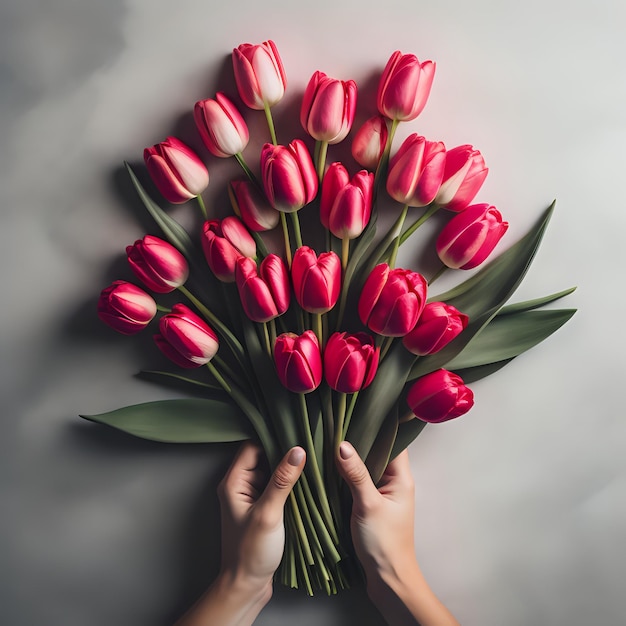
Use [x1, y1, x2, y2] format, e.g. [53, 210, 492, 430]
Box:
[80, 398, 253, 443]
[498, 287, 577, 315]
[390, 419, 427, 461]
[452, 359, 516, 384]
[365, 404, 399, 484]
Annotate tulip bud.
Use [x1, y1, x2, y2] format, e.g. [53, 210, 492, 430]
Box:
[300, 71, 357, 144]
[377, 51, 435, 122]
[154, 303, 219, 368]
[232, 40, 287, 110]
[320, 163, 374, 239]
[260, 140, 318, 213]
[323, 332, 380, 394]
[97, 281, 157, 335]
[229, 179, 280, 232]
[402, 302, 468, 356]
[194, 93, 250, 158]
[358, 263, 427, 337]
[143, 137, 209, 204]
[273, 330, 322, 393]
[386, 134, 446, 207]
[291, 246, 341, 314]
[351, 115, 389, 170]
[201, 216, 257, 283]
[434, 145, 488, 212]
[126, 235, 189, 293]
[235, 255, 291, 323]
[436, 203, 509, 270]
[407, 369, 474, 423]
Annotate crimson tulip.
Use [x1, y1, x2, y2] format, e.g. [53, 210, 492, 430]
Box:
[377, 51, 435, 122]
[436, 203, 509, 270]
[407, 369, 474, 423]
[320, 163, 374, 239]
[201, 216, 256, 282]
[434, 145, 488, 212]
[97, 281, 157, 335]
[154, 303, 219, 368]
[351, 115, 389, 170]
[126, 235, 189, 293]
[235, 255, 290, 323]
[260, 140, 318, 213]
[143, 137, 209, 204]
[402, 302, 468, 356]
[358, 263, 427, 337]
[229, 179, 280, 232]
[291, 246, 341, 314]
[323, 332, 379, 393]
[194, 93, 249, 158]
[273, 330, 322, 393]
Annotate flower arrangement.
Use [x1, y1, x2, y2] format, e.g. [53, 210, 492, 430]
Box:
[84, 40, 576, 595]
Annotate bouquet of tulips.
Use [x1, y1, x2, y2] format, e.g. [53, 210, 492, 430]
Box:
[85, 40, 576, 594]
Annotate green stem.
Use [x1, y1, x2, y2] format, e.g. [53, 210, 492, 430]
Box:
[196, 194, 208, 220]
[234, 152, 257, 184]
[388, 204, 409, 269]
[288, 491, 314, 566]
[341, 238, 350, 272]
[314, 313, 323, 348]
[399, 204, 440, 246]
[289, 211, 303, 249]
[280, 212, 292, 268]
[379, 336, 395, 361]
[334, 392, 347, 451]
[316, 140, 329, 181]
[262, 322, 272, 357]
[206, 361, 231, 393]
[269, 318, 277, 349]
[263, 102, 278, 145]
[251, 231, 268, 258]
[428, 264, 448, 285]
[156, 303, 171, 313]
[373, 118, 399, 192]
[342, 392, 359, 440]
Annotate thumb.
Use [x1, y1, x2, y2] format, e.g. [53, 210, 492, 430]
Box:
[336, 441, 379, 507]
[258, 446, 306, 513]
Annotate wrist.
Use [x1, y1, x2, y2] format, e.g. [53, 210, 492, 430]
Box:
[216, 568, 274, 608]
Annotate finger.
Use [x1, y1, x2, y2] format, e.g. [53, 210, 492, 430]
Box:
[219, 442, 264, 503]
[257, 446, 306, 513]
[378, 449, 414, 493]
[335, 441, 379, 507]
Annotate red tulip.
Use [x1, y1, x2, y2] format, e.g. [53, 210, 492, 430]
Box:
[402, 302, 468, 356]
[194, 93, 249, 158]
[323, 332, 379, 393]
[436, 203, 509, 270]
[407, 369, 474, 423]
[351, 115, 389, 170]
[274, 330, 322, 393]
[229, 179, 280, 232]
[97, 281, 157, 335]
[291, 246, 341, 314]
[358, 263, 427, 337]
[143, 137, 209, 204]
[126, 235, 189, 293]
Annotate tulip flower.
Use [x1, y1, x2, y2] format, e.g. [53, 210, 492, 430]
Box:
[194, 93, 249, 158]
[434, 145, 488, 212]
[97, 280, 157, 335]
[436, 203, 509, 270]
[351, 115, 389, 170]
[154, 303, 219, 368]
[300, 71, 357, 145]
[377, 51, 435, 122]
[273, 330, 322, 393]
[386, 134, 446, 207]
[358, 263, 427, 337]
[143, 137, 209, 204]
[126, 235, 189, 293]
[232, 40, 287, 110]
[323, 332, 379, 394]
[402, 302, 468, 356]
[235, 255, 290, 323]
[407, 369, 474, 423]
[201, 216, 257, 282]
[291, 246, 341, 314]
[229, 179, 280, 232]
[260, 140, 318, 213]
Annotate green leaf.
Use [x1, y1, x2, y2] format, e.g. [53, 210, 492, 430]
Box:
[498, 287, 577, 315]
[80, 398, 253, 443]
[389, 419, 427, 461]
[365, 404, 399, 484]
[139, 370, 221, 391]
[452, 359, 516, 384]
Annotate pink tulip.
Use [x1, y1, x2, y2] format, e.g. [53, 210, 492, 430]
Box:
[232, 40, 287, 110]
[194, 93, 249, 158]
[154, 303, 219, 368]
[235, 255, 291, 323]
[407, 369, 474, 423]
[351, 115, 389, 170]
[386, 134, 446, 207]
[273, 330, 322, 393]
[436, 203, 509, 270]
[402, 302, 468, 356]
[143, 137, 209, 204]
[97, 281, 157, 335]
[229, 179, 280, 232]
[291, 246, 341, 314]
[260, 140, 318, 213]
[126, 235, 189, 293]
[323, 332, 379, 394]
[320, 163, 373, 239]
[201, 216, 257, 283]
[435, 145, 488, 212]
[377, 51, 435, 122]
[358, 263, 427, 337]
[300, 71, 357, 144]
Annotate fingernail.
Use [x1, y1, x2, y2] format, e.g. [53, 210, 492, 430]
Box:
[339, 441, 354, 460]
[288, 447, 305, 466]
